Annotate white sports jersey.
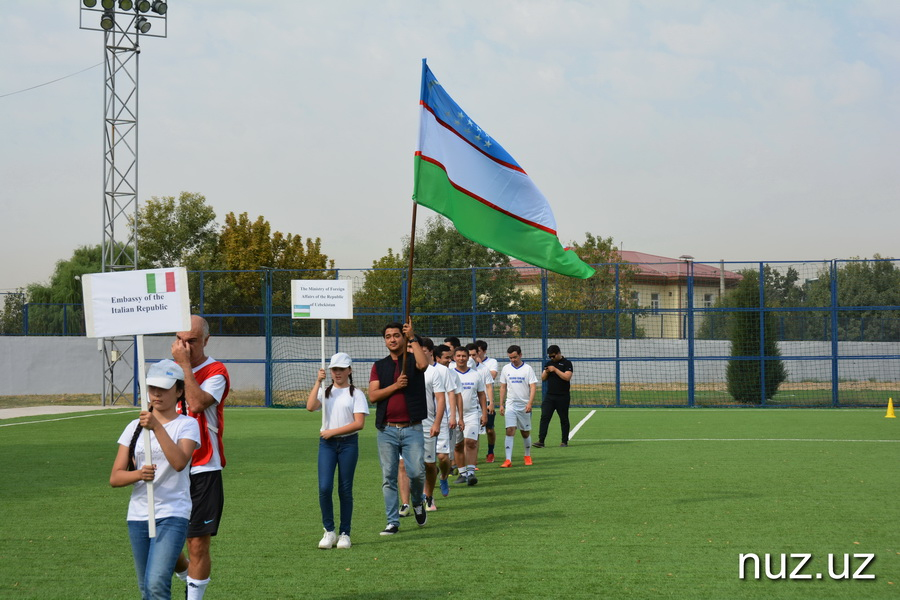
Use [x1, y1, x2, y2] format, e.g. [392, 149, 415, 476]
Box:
[423, 363, 448, 424]
[499, 362, 538, 409]
[482, 357, 499, 378]
[453, 366, 485, 416]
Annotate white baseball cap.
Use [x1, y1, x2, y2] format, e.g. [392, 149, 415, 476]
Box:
[328, 352, 352, 369]
[146, 359, 185, 389]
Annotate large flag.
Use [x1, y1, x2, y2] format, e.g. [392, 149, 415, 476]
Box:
[414, 60, 595, 279]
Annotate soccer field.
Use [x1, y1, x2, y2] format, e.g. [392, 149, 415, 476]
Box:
[0, 407, 896, 599]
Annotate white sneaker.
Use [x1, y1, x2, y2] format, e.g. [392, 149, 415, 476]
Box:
[336, 533, 352, 549]
[398, 503, 411, 517]
[318, 530, 336, 549]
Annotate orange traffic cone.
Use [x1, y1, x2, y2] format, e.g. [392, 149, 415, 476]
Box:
[886, 398, 896, 419]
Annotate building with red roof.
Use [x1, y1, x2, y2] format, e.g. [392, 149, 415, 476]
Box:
[509, 251, 742, 338]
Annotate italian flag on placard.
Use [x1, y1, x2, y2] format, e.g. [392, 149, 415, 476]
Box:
[146, 272, 177, 294]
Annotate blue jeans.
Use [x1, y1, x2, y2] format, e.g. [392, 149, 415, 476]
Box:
[127, 517, 189, 600]
[377, 424, 425, 526]
[318, 433, 359, 534]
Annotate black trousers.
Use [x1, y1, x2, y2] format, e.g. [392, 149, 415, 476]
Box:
[538, 394, 571, 444]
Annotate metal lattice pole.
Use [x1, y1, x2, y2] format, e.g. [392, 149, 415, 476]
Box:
[80, 1, 167, 405]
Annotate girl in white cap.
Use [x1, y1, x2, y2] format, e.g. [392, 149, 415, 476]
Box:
[110, 359, 201, 600]
[307, 352, 369, 549]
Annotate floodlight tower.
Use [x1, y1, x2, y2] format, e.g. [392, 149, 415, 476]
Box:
[79, 0, 168, 405]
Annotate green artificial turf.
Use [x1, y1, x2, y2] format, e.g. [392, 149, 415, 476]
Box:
[0, 407, 896, 599]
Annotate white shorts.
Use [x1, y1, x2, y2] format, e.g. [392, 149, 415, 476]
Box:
[453, 427, 465, 446]
[504, 404, 532, 431]
[423, 419, 451, 461]
[462, 412, 481, 441]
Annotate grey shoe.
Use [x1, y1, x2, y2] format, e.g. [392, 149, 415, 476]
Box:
[454, 474, 468, 484]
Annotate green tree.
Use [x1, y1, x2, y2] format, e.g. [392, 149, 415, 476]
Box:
[352, 249, 406, 333]
[699, 265, 810, 341]
[203, 212, 335, 333]
[25, 245, 103, 335]
[131, 192, 219, 270]
[0, 290, 25, 335]
[354, 217, 523, 337]
[805, 255, 900, 341]
[725, 269, 787, 404]
[544, 233, 640, 338]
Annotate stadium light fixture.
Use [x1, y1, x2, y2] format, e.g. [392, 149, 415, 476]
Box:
[119, 0, 134, 10]
[135, 17, 151, 33]
[100, 11, 115, 30]
[101, 0, 115, 9]
[136, 0, 151, 12]
[150, 1, 167, 15]
[83, 0, 98, 8]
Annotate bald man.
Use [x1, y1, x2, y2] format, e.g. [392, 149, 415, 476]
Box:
[172, 315, 231, 600]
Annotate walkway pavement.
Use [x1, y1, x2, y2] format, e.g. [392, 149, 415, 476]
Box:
[0, 405, 129, 420]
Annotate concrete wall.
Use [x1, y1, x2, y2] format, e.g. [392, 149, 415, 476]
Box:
[1, 337, 897, 395]
[0, 336, 266, 396]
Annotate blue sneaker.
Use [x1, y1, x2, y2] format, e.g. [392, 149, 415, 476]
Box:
[439, 478, 450, 497]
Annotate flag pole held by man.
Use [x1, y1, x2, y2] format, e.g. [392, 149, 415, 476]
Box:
[412, 59, 595, 280]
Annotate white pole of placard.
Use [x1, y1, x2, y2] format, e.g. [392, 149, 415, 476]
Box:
[135, 335, 156, 537]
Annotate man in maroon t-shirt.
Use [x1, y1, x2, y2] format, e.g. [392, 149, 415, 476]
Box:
[368, 320, 429, 535]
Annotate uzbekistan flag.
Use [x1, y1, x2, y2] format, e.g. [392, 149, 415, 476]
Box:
[414, 60, 595, 279]
[146, 272, 176, 294]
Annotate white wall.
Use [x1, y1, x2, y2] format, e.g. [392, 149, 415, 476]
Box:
[1, 337, 896, 395]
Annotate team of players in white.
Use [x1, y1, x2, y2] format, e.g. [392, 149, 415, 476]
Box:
[417, 338, 538, 510]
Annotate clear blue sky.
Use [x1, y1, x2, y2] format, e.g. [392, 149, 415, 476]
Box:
[1, 0, 898, 291]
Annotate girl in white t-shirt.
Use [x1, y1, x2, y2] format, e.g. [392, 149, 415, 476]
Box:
[110, 359, 200, 600]
[307, 352, 369, 549]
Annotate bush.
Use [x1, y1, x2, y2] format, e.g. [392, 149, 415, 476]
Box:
[726, 270, 787, 403]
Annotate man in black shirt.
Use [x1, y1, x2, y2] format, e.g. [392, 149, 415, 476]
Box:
[535, 345, 573, 447]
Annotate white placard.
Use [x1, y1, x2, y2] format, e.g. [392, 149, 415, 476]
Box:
[82, 268, 192, 337]
[291, 280, 353, 320]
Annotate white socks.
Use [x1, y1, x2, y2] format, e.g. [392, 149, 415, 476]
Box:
[523, 436, 532, 456]
[505, 435, 514, 460]
[186, 577, 210, 600]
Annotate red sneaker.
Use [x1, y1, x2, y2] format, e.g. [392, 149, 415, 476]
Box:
[524, 456, 533, 466]
[486, 453, 495, 463]
[500, 459, 512, 468]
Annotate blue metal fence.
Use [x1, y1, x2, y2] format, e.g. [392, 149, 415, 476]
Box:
[5, 259, 899, 407]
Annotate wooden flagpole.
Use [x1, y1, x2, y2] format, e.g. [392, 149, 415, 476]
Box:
[402, 201, 418, 375]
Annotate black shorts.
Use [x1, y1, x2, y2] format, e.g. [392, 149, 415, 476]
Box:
[188, 470, 224, 538]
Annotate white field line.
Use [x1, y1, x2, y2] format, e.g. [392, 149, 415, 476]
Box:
[0, 410, 132, 427]
[574, 437, 899, 443]
[567, 409, 595, 441]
